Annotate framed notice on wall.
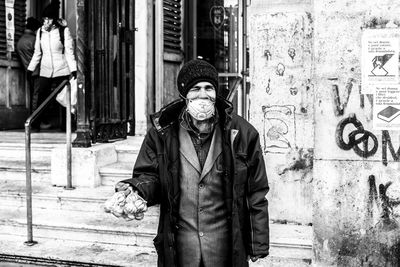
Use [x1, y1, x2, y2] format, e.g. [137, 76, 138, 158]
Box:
[361, 28, 400, 130]
[5, 0, 15, 52]
[373, 85, 400, 130]
[361, 29, 400, 94]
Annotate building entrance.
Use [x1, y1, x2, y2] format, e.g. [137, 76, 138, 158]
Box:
[185, 0, 248, 117]
[88, 0, 135, 142]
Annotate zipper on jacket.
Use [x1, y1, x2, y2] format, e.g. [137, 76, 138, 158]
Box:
[45, 29, 54, 76]
[246, 178, 255, 255]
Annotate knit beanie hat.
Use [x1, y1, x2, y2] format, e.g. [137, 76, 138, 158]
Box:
[26, 17, 41, 32]
[177, 59, 219, 97]
[42, 3, 59, 20]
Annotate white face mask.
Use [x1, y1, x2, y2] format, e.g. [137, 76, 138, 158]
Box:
[186, 98, 215, 121]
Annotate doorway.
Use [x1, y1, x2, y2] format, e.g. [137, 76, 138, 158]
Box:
[88, 0, 135, 142]
[184, 0, 248, 117]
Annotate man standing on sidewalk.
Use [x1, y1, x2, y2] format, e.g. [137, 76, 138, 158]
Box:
[114, 59, 270, 267]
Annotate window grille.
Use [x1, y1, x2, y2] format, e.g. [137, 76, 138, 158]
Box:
[163, 0, 181, 53]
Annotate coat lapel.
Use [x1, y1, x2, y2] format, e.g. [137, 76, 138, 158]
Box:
[179, 127, 201, 174]
[200, 126, 222, 180]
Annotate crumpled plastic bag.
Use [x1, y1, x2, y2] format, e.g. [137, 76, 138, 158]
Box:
[56, 77, 77, 114]
[104, 187, 147, 220]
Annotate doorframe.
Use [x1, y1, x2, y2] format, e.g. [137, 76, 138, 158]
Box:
[154, 0, 164, 111]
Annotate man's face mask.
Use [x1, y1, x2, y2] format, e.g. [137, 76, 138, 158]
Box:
[185, 82, 216, 121]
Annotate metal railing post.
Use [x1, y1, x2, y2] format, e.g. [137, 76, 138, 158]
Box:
[64, 82, 74, 190]
[24, 79, 69, 246]
[24, 124, 37, 246]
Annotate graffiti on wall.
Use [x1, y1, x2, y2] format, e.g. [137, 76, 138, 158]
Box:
[264, 50, 272, 61]
[335, 113, 378, 158]
[277, 147, 313, 182]
[335, 113, 400, 165]
[262, 104, 296, 153]
[266, 78, 272, 95]
[329, 77, 356, 116]
[359, 175, 400, 265]
[338, 175, 400, 266]
[288, 48, 296, 61]
[276, 63, 286, 76]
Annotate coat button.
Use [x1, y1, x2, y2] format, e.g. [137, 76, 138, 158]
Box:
[199, 232, 204, 237]
[199, 183, 204, 189]
[199, 207, 203, 213]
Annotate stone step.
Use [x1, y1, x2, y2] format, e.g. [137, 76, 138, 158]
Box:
[0, 206, 159, 248]
[0, 131, 76, 143]
[1, 190, 312, 265]
[0, 159, 51, 182]
[0, 233, 157, 267]
[0, 204, 312, 262]
[0, 143, 57, 162]
[268, 223, 312, 261]
[99, 162, 132, 186]
[0, 132, 73, 183]
[251, 256, 311, 266]
[0, 179, 159, 216]
[0, 234, 311, 267]
[114, 137, 143, 164]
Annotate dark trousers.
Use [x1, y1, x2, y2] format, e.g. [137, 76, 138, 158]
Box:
[33, 75, 69, 128]
[29, 75, 40, 114]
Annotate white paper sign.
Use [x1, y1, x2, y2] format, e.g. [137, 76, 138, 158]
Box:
[373, 85, 400, 130]
[361, 29, 400, 94]
[5, 1, 15, 52]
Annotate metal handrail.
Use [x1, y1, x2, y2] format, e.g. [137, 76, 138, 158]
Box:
[24, 79, 73, 246]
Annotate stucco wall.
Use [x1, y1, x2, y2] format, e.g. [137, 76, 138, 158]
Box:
[313, 0, 400, 265]
[249, 0, 400, 265]
[248, 1, 314, 225]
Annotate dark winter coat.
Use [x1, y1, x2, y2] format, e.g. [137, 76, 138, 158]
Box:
[122, 97, 269, 267]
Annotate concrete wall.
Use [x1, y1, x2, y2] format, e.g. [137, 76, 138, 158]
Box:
[248, 0, 314, 225]
[248, 0, 400, 265]
[313, 0, 400, 265]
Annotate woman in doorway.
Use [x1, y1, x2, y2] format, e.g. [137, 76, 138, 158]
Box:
[27, 2, 77, 131]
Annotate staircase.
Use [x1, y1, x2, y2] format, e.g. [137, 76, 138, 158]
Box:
[0, 131, 313, 266]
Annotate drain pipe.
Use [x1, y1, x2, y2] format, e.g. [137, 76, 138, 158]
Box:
[241, 0, 248, 120]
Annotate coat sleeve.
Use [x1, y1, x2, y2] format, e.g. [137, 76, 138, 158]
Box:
[120, 128, 161, 206]
[27, 30, 42, 72]
[63, 27, 77, 72]
[246, 130, 270, 257]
